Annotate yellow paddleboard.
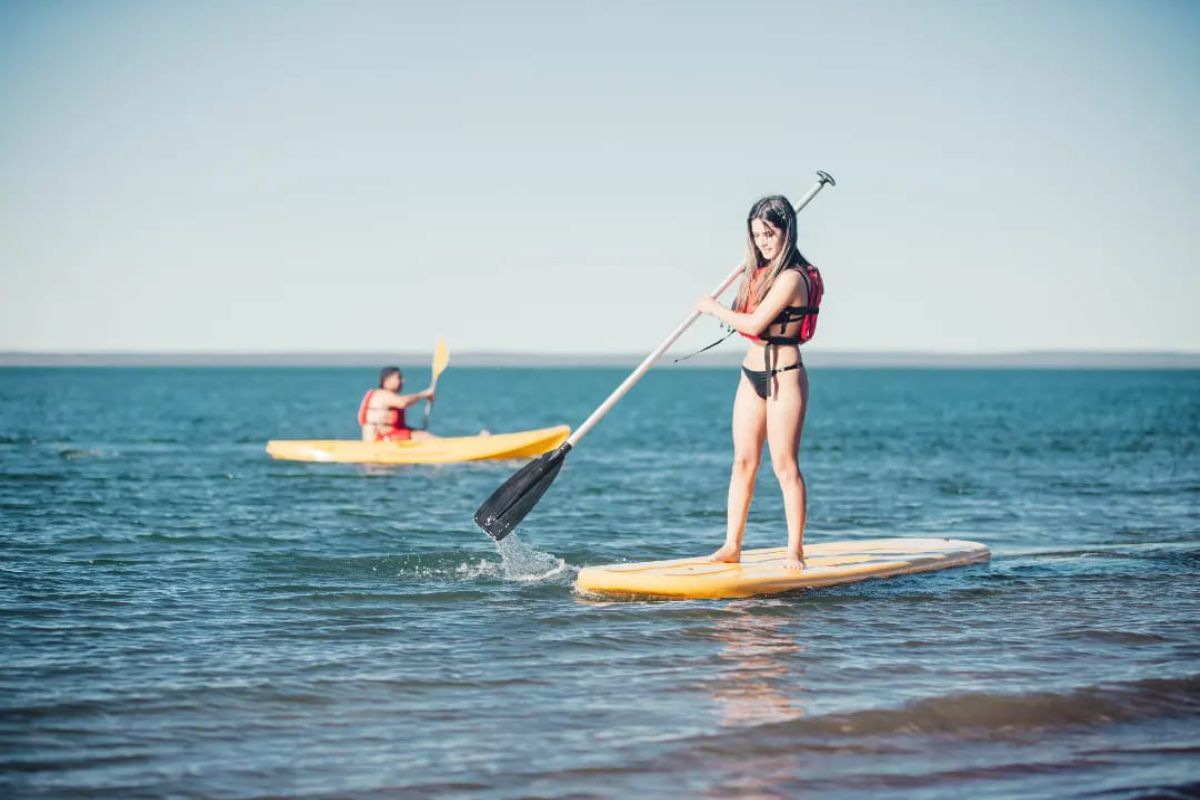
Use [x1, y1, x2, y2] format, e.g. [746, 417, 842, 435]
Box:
[575, 537, 990, 600]
[266, 425, 569, 465]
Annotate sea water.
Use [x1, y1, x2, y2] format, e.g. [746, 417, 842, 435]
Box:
[1, 366, 1198, 798]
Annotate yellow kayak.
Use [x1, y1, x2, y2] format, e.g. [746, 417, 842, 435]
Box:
[266, 425, 570, 465]
[576, 537, 990, 600]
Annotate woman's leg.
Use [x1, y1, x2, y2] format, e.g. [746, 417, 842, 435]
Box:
[765, 366, 810, 570]
[711, 372, 767, 562]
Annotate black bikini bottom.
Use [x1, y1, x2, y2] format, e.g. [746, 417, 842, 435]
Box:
[741, 360, 803, 400]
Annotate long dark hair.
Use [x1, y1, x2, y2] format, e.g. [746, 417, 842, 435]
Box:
[734, 195, 809, 312]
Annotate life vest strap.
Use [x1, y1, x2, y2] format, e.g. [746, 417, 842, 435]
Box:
[672, 328, 736, 364]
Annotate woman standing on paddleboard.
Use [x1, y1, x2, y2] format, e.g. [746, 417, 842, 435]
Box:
[695, 196, 824, 571]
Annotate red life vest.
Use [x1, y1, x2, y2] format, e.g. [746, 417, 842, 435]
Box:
[740, 263, 823, 345]
[357, 389, 407, 432]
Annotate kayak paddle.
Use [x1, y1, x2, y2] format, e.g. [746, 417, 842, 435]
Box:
[421, 338, 450, 430]
[474, 171, 836, 540]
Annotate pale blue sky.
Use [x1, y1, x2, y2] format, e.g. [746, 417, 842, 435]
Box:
[1, 0, 1197, 353]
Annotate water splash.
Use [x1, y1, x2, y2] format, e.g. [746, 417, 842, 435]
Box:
[454, 559, 502, 580]
[493, 534, 567, 582]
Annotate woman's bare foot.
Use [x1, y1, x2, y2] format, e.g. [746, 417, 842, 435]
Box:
[783, 550, 806, 571]
[709, 542, 741, 563]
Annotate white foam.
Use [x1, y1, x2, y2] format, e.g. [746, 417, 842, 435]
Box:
[494, 534, 568, 582]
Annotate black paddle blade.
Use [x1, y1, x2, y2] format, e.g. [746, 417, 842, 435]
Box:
[474, 443, 572, 541]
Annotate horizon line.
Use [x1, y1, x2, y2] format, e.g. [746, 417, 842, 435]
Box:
[2, 349, 1198, 369]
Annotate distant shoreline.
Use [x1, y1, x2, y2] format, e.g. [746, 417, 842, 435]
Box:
[2, 351, 1198, 368]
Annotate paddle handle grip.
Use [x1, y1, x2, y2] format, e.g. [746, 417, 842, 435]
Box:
[566, 171, 837, 448]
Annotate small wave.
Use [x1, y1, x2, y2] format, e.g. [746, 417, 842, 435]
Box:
[686, 673, 1200, 752]
[0, 435, 37, 445]
[58, 448, 103, 460]
[0, 472, 62, 483]
[1002, 542, 1200, 560]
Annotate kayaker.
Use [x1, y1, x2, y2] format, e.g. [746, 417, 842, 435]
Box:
[694, 195, 824, 571]
[358, 367, 436, 442]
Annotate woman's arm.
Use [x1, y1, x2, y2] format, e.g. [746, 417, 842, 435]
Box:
[696, 271, 803, 336]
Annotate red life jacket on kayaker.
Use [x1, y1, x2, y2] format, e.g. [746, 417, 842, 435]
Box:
[357, 389, 410, 441]
[739, 263, 823, 345]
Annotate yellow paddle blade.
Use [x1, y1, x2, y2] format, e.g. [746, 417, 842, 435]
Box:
[431, 338, 450, 381]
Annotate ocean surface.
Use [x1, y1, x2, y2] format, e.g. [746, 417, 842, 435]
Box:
[2, 366, 1198, 799]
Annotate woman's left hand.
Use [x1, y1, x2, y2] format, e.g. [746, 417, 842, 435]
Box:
[695, 296, 721, 316]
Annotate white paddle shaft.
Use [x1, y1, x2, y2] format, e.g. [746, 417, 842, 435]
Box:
[566, 173, 834, 448]
[421, 373, 439, 429]
[421, 341, 448, 430]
